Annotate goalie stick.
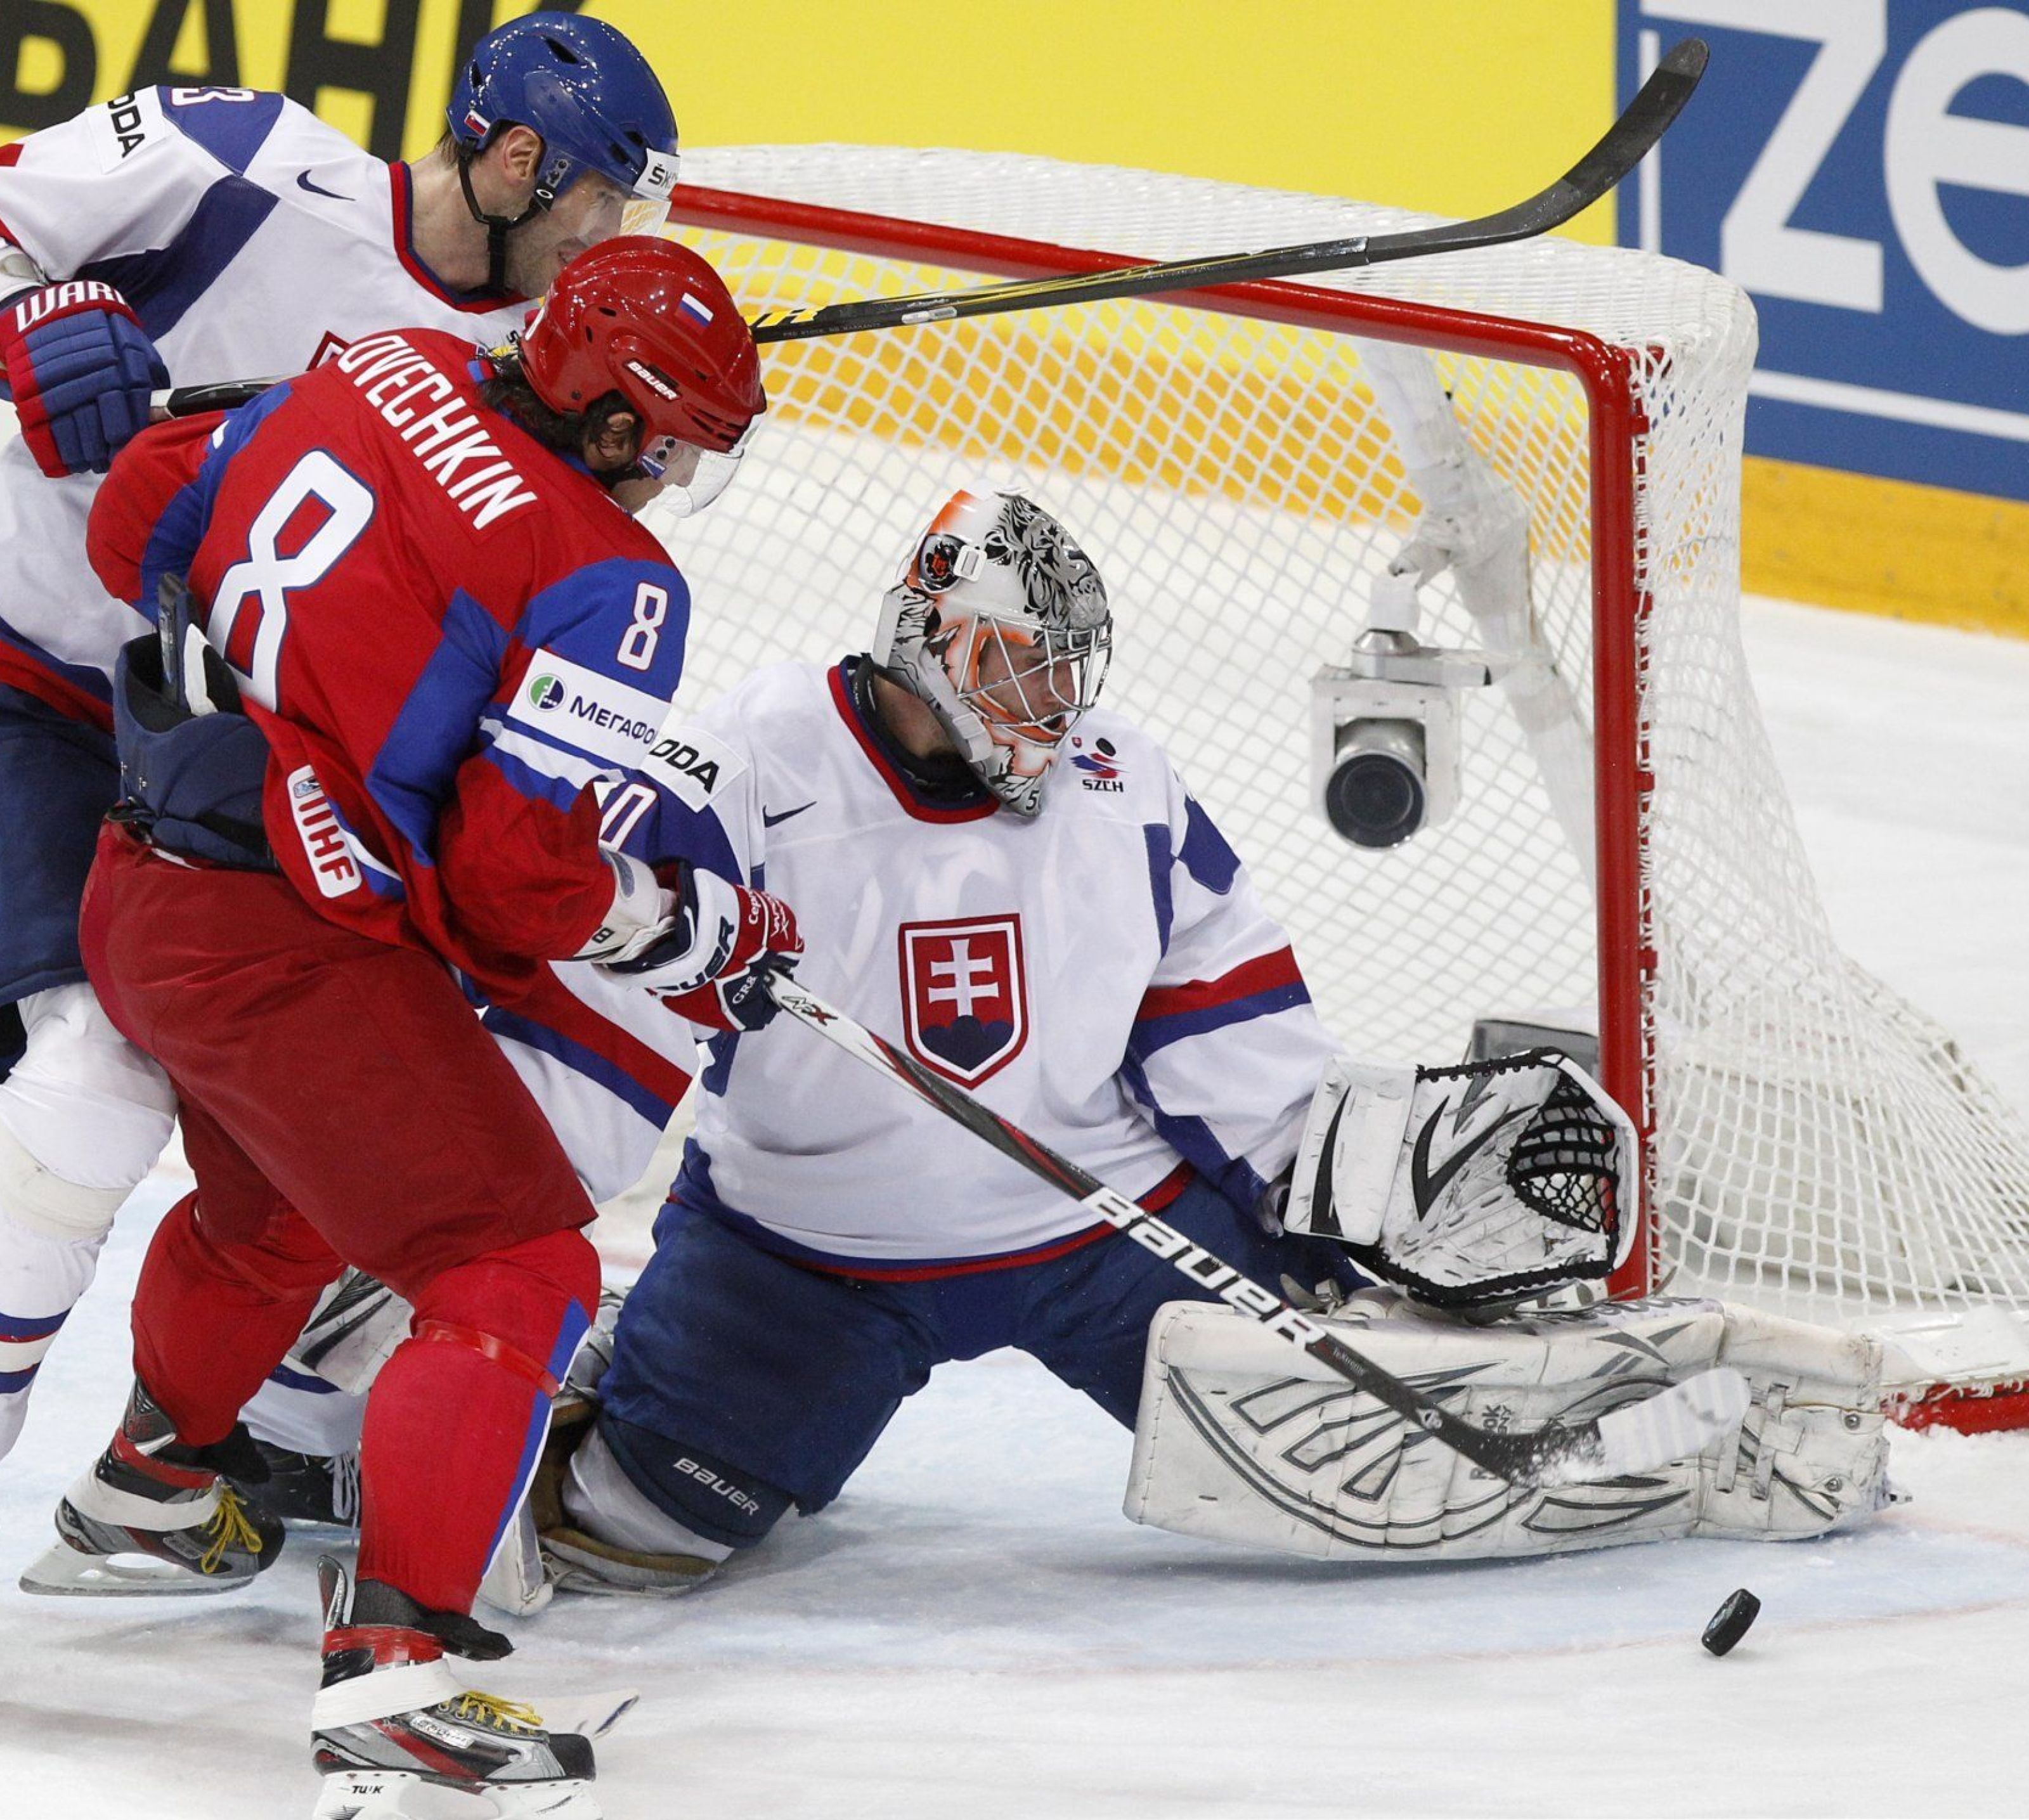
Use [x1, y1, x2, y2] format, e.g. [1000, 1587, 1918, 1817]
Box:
[763, 973, 1749, 1491]
[150, 39, 1708, 425]
[744, 37, 1708, 345]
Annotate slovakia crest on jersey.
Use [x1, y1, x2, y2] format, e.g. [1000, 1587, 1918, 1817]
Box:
[898, 915, 1029, 1086]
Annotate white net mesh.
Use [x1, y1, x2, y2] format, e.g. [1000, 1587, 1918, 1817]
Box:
[645, 146, 2029, 1367]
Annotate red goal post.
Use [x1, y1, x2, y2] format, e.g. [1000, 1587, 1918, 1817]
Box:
[649, 147, 2029, 1428]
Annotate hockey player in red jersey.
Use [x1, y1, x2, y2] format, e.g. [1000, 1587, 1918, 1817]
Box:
[19, 237, 798, 1818]
[0, 11, 687, 1466]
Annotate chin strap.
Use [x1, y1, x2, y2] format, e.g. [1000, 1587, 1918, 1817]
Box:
[455, 154, 541, 295]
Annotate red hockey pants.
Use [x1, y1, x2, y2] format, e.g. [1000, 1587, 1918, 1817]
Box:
[80, 825, 601, 1611]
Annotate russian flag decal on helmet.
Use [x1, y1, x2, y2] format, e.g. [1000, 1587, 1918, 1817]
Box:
[678, 294, 714, 325]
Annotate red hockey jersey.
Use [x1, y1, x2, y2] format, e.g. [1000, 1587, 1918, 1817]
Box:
[89, 326, 697, 994]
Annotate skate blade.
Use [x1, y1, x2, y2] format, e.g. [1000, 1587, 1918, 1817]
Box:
[535, 1686, 639, 1740]
[311, 1769, 419, 1819]
[312, 1771, 602, 1819]
[18, 1540, 251, 1597]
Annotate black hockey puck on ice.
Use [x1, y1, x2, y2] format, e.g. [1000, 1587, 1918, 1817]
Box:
[1701, 1587, 1761, 1656]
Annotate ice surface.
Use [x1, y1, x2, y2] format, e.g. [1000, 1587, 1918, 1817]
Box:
[2, 595, 2025, 1817]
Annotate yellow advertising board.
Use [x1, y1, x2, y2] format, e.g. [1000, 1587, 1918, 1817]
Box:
[1, 1, 2016, 633]
[1, 1, 1612, 226]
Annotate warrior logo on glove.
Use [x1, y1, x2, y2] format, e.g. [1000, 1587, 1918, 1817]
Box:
[0, 280, 169, 476]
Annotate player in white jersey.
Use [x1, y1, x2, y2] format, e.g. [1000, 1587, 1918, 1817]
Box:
[0, 11, 680, 1460]
[469, 487, 1361, 1595]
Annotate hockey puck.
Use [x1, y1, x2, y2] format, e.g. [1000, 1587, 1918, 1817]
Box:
[1701, 1587, 1761, 1656]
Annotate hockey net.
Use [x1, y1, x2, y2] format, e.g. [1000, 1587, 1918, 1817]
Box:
[640, 146, 2029, 1425]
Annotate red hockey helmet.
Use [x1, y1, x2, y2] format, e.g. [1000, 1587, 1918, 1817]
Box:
[520, 236, 765, 512]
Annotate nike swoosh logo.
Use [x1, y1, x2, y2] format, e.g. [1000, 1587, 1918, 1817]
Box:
[296, 170, 349, 200]
[762, 801, 815, 827]
[1410, 1101, 1531, 1220]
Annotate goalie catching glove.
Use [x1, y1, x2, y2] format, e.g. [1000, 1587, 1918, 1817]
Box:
[1281, 1049, 1637, 1307]
[577, 849, 803, 1033]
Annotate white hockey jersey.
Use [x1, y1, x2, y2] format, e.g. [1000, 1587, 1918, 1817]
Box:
[0, 86, 531, 723]
[489, 658, 1340, 1274]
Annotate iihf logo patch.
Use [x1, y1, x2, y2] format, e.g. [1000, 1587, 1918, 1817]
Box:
[1071, 735, 1125, 791]
[528, 674, 565, 711]
[898, 914, 1029, 1086]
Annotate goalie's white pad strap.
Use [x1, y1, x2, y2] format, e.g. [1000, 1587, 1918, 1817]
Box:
[1281, 1057, 1416, 1246]
[478, 1495, 554, 1618]
[1124, 1292, 1895, 1563]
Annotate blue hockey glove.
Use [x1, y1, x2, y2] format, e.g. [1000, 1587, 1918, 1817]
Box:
[0, 281, 169, 475]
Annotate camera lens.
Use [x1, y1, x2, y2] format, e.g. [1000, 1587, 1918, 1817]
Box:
[1324, 722, 1426, 848]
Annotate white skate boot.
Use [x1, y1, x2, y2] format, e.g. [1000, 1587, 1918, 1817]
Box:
[310, 1556, 635, 1819]
[19, 1379, 285, 1595]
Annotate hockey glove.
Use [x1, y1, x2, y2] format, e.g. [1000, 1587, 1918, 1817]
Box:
[599, 863, 803, 1033]
[0, 281, 169, 476]
[1280, 1050, 1637, 1307]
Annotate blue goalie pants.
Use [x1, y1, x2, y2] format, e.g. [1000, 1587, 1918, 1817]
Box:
[595, 1174, 1353, 1543]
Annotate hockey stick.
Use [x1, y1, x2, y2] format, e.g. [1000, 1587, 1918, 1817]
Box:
[746, 38, 1707, 346]
[146, 44, 1706, 426]
[150, 375, 282, 421]
[764, 975, 1747, 1490]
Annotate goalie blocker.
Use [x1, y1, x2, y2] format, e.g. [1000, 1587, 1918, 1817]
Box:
[1126, 1291, 1896, 1561]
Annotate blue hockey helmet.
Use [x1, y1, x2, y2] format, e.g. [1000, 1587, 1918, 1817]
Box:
[448, 12, 679, 219]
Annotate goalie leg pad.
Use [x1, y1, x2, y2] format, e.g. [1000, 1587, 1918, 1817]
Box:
[1124, 1291, 1895, 1562]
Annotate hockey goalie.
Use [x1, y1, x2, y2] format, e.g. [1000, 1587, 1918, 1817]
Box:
[187, 484, 1895, 1603]
[493, 482, 1896, 1593]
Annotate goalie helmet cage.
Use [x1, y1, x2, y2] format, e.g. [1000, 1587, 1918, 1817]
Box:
[653, 146, 2029, 1430]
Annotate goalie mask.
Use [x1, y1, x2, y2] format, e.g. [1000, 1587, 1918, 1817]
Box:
[871, 489, 1112, 817]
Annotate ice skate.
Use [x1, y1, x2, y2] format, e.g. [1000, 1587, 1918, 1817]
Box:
[18, 1379, 285, 1596]
[237, 1440, 361, 1530]
[311, 1556, 630, 1819]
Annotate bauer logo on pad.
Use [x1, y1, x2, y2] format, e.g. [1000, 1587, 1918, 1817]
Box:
[898, 914, 1029, 1087]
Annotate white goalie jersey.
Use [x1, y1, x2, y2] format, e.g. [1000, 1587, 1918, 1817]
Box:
[0, 86, 531, 714]
[488, 657, 1342, 1272]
